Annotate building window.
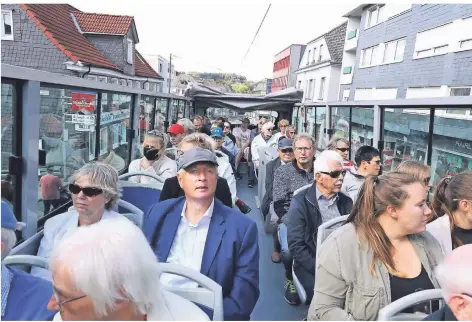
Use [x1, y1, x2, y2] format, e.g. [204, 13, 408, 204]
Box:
[297, 80, 302, 89]
[414, 23, 452, 59]
[312, 48, 317, 63]
[127, 38, 133, 64]
[135, 81, 141, 89]
[361, 45, 380, 67]
[86, 75, 98, 81]
[318, 77, 326, 100]
[342, 89, 350, 101]
[1, 10, 13, 40]
[111, 78, 119, 85]
[159, 63, 163, 73]
[318, 44, 323, 62]
[383, 38, 406, 64]
[120, 79, 126, 86]
[450, 87, 472, 97]
[98, 76, 108, 83]
[127, 80, 133, 87]
[365, 5, 385, 29]
[307, 50, 311, 66]
[144, 82, 150, 91]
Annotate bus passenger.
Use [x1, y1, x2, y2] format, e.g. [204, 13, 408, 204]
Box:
[159, 133, 233, 208]
[177, 118, 195, 135]
[47, 219, 187, 320]
[424, 244, 472, 321]
[128, 130, 177, 183]
[251, 122, 278, 172]
[232, 117, 252, 180]
[327, 137, 355, 168]
[309, 172, 443, 321]
[144, 148, 260, 321]
[1, 201, 57, 321]
[427, 171, 472, 255]
[31, 162, 126, 281]
[166, 124, 185, 160]
[287, 150, 353, 304]
[395, 160, 433, 195]
[341, 145, 381, 202]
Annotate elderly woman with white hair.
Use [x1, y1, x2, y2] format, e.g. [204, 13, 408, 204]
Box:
[47, 218, 208, 321]
[128, 130, 177, 183]
[287, 150, 353, 304]
[31, 162, 127, 281]
[250, 121, 278, 170]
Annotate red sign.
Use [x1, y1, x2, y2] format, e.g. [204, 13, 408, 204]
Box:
[71, 92, 96, 113]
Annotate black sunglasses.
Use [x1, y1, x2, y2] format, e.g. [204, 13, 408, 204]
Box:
[281, 148, 293, 154]
[424, 177, 431, 185]
[337, 148, 350, 153]
[320, 169, 347, 178]
[69, 183, 103, 197]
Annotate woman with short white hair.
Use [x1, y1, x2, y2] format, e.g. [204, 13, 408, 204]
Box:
[47, 219, 203, 321]
[128, 130, 177, 183]
[31, 162, 127, 281]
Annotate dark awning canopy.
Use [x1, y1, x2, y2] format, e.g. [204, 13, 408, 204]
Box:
[185, 82, 303, 111]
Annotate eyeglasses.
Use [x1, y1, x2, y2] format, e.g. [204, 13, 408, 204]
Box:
[423, 177, 431, 185]
[289, 131, 296, 135]
[294, 147, 312, 152]
[224, 125, 231, 129]
[68, 183, 103, 197]
[280, 148, 293, 154]
[54, 292, 87, 310]
[336, 148, 350, 153]
[320, 169, 347, 178]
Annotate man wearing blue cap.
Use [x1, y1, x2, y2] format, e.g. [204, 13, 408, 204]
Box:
[1, 201, 57, 321]
[143, 148, 260, 321]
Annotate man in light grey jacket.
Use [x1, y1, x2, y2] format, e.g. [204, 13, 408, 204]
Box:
[341, 145, 381, 202]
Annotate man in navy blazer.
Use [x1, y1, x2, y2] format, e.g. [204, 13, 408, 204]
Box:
[143, 147, 260, 321]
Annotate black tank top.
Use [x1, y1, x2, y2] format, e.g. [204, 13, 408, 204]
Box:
[453, 226, 472, 247]
[389, 265, 439, 314]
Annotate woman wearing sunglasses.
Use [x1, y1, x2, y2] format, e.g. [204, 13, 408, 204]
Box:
[327, 137, 355, 168]
[31, 162, 125, 281]
[427, 171, 472, 256]
[309, 172, 443, 321]
[128, 130, 177, 184]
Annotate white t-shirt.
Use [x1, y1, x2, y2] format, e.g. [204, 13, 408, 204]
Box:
[232, 127, 251, 147]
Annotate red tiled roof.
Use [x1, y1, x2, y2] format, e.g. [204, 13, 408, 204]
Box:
[135, 50, 162, 79]
[21, 4, 118, 69]
[72, 12, 133, 35]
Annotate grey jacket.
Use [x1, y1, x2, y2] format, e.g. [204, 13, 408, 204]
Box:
[341, 168, 365, 203]
[308, 223, 444, 321]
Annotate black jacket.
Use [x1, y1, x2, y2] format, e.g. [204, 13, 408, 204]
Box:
[423, 305, 456, 321]
[287, 185, 353, 275]
[261, 157, 282, 217]
[159, 176, 233, 208]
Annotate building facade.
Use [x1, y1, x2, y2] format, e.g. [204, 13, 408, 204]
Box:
[143, 55, 175, 93]
[1, 4, 163, 91]
[271, 44, 305, 93]
[295, 22, 347, 104]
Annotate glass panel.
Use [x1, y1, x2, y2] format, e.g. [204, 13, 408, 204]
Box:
[155, 98, 167, 132]
[351, 107, 374, 162]
[292, 106, 298, 126]
[170, 99, 179, 121]
[1, 84, 15, 179]
[98, 93, 131, 173]
[178, 100, 185, 119]
[395, 39, 406, 61]
[139, 96, 154, 142]
[431, 108, 472, 187]
[382, 108, 430, 173]
[383, 41, 396, 63]
[39, 87, 98, 217]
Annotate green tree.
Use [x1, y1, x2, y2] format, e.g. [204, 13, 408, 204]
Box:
[232, 83, 250, 93]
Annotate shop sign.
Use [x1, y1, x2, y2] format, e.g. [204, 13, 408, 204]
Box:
[71, 92, 96, 113]
[64, 114, 96, 125]
[100, 109, 130, 126]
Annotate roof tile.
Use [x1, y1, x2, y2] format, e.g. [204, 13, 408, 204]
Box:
[72, 12, 133, 35]
[135, 50, 162, 79]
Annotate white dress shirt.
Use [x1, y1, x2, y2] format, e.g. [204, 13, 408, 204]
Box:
[160, 199, 215, 288]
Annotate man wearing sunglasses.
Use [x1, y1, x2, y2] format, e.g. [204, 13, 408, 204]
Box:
[287, 150, 353, 304]
[341, 145, 381, 202]
[424, 244, 472, 321]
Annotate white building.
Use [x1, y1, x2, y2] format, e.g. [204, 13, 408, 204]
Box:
[295, 22, 347, 103]
[143, 55, 175, 93]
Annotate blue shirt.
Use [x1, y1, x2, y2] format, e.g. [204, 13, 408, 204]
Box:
[1, 265, 56, 321]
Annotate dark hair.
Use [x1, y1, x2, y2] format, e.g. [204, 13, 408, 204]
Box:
[346, 172, 420, 277]
[354, 145, 380, 167]
[1, 180, 13, 203]
[431, 171, 472, 249]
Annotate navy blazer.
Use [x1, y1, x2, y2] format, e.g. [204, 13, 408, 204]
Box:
[143, 197, 260, 321]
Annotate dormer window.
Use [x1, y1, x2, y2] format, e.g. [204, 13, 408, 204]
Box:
[127, 38, 133, 64]
[1, 10, 13, 40]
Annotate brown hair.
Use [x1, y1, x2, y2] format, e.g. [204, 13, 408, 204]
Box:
[395, 160, 430, 185]
[346, 172, 420, 277]
[431, 171, 472, 249]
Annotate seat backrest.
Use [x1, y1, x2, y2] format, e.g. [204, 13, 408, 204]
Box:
[378, 289, 444, 321]
[293, 184, 311, 196]
[162, 290, 210, 321]
[119, 171, 165, 184]
[316, 214, 349, 261]
[257, 146, 278, 202]
[157, 263, 224, 321]
[118, 172, 164, 216]
[11, 230, 44, 256]
[4, 255, 49, 271]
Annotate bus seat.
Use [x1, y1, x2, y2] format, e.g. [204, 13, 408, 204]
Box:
[69, 199, 144, 228]
[378, 289, 444, 321]
[157, 263, 224, 321]
[293, 184, 311, 196]
[118, 172, 164, 216]
[316, 215, 349, 261]
[4, 255, 48, 272]
[292, 262, 308, 305]
[257, 146, 278, 205]
[10, 230, 44, 257]
[161, 289, 210, 321]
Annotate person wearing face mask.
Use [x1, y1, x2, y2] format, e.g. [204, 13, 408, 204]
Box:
[128, 130, 177, 184]
[308, 172, 443, 321]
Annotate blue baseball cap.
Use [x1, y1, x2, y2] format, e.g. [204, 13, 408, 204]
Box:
[211, 127, 223, 138]
[1, 201, 23, 231]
